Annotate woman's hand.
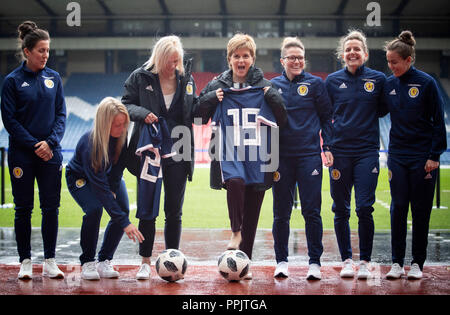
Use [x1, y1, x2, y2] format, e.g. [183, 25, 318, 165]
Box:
[216, 88, 224, 102]
[144, 112, 158, 124]
[425, 159, 439, 173]
[263, 86, 270, 94]
[324, 151, 334, 167]
[124, 224, 145, 243]
[34, 141, 53, 161]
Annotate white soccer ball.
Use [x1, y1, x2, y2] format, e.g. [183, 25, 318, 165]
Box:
[218, 250, 251, 281]
[155, 249, 188, 282]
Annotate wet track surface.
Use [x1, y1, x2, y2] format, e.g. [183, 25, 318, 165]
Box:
[0, 228, 449, 295]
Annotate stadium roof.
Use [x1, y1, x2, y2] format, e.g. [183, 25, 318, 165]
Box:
[1, 0, 449, 51]
[1, 0, 449, 23]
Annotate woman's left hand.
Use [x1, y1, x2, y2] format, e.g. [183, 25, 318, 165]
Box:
[124, 224, 145, 243]
[34, 141, 53, 161]
[425, 159, 439, 173]
[263, 86, 270, 94]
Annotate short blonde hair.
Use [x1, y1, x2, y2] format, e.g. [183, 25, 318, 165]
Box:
[90, 97, 130, 173]
[145, 35, 185, 75]
[336, 29, 369, 65]
[280, 36, 305, 57]
[227, 33, 256, 68]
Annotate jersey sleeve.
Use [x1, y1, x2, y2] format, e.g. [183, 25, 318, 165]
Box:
[1, 77, 39, 149]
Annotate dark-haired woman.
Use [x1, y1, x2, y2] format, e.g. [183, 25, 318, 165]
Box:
[383, 31, 447, 280]
[1, 21, 66, 280]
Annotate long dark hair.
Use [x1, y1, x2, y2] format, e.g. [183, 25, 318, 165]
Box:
[17, 21, 50, 61]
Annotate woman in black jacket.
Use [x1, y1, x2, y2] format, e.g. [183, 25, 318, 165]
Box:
[197, 34, 287, 278]
[122, 35, 198, 280]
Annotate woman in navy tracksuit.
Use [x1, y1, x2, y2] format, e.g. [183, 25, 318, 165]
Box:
[270, 37, 333, 280]
[325, 30, 386, 279]
[1, 21, 66, 280]
[66, 97, 143, 280]
[383, 31, 447, 280]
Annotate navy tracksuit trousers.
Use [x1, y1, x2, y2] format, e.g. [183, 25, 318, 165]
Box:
[272, 155, 324, 265]
[388, 156, 437, 270]
[329, 154, 379, 262]
[66, 174, 129, 265]
[8, 147, 62, 263]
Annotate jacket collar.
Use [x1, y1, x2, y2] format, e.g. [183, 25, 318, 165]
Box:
[282, 70, 305, 82]
[217, 66, 264, 86]
[398, 66, 416, 80]
[21, 60, 44, 75]
[344, 64, 365, 77]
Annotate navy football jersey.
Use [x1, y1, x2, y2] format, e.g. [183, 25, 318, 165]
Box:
[135, 118, 175, 220]
[211, 87, 277, 185]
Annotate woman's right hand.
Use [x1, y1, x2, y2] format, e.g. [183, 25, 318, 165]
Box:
[124, 224, 145, 243]
[144, 112, 158, 124]
[216, 88, 224, 102]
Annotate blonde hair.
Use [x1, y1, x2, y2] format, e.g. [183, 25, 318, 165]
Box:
[145, 35, 184, 75]
[227, 33, 256, 68]
[280, 36, 305, 57]
[90, 97, 130, 173]
[336, 29, 369, 65]
[384, 30, 416, 63]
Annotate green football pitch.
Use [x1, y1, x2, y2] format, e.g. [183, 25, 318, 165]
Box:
[0, 167, 449, 230]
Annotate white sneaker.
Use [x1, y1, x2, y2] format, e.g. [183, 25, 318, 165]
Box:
[340, 259, 355, 278]
[274, 261, 289, 278]
[136, 263, 151, 280]
[97, 260, 119, 278]
[386, 263, 405, 279]
[357, 261, 371, 279]
[81, 261, 100, 280]
[18, 259, 32, 280]
[407, 263, 423, 280]
[306, 263, 322, 280]
[42, 258, 64, 279]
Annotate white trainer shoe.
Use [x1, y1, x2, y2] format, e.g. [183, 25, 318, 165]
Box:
[42, 258, 64, 279]
[340, 259, 355, 278]
[407, 263, 423, 280]
[306, 263, 322, 280]
[97, 260, 119, 278]
[357, 261, 371, 279]
[136, 263, 151, 280]
[274, 261, 289, 278]
[386, 263, 405, 279]
[81, 261, 100, 280]
[18, 259, 33, 280]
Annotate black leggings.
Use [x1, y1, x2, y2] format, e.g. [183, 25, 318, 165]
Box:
[138, 161, 187, 257]
[226, 178, 265, 260]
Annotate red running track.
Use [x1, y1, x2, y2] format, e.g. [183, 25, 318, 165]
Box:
[0, 264, 449, 295]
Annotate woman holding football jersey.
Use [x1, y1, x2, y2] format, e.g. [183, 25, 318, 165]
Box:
[325, 30, 386, 279]
[122, 35, 198, 280]
[197, 33, 286, 278]
[271, 37, 333, 280]
[383, 31, 446, 280]
[1, 21, 66, 280]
